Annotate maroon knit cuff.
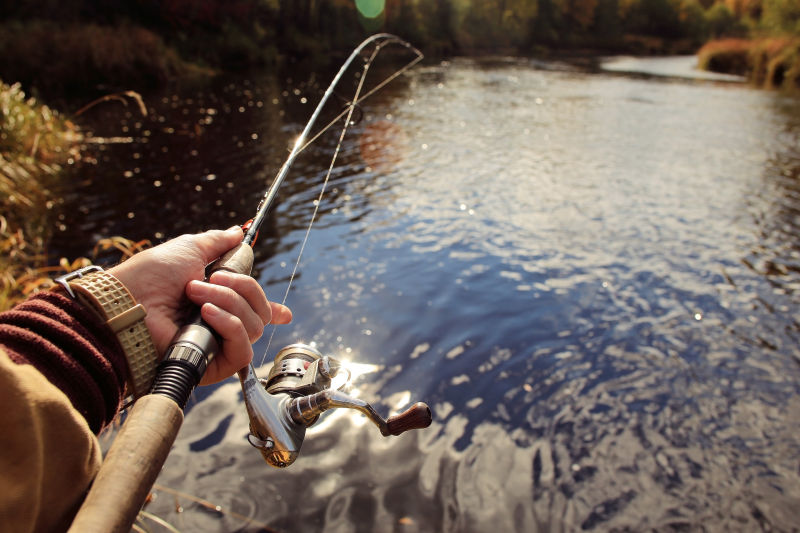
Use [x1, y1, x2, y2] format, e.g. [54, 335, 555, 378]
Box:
[0, 290, 129, 432]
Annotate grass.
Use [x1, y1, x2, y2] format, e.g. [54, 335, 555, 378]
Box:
[0, 82, 81, 225]
[698, 36, 800, 89]
[0, 81, 77, 309]
[0, 217, 150, 312]
[0, 81, 150, 311]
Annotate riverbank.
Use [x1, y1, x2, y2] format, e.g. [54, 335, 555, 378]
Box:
[698, 37, 800, 89]
[0, 22, 213, 101]
[0, 81, 147, 311]
[0, 81, 82, 309]
[0, 17, 708, 101]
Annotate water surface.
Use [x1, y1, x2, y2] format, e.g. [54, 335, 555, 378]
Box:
[59, 56, 800, 531]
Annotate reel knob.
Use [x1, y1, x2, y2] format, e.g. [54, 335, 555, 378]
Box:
[386, 402, 433, 436]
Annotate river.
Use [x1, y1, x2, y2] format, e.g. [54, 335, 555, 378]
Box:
[54, 55, 800, 531]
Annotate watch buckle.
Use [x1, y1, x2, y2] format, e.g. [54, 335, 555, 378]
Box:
[55, 265, 103, 299]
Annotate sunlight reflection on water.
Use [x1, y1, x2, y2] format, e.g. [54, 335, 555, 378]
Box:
[65, 57, 800, 531]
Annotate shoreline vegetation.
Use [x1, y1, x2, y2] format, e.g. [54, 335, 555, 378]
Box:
[3, 1, 800, 101]
[1, 0, 799, 310]
[0, 82, 149, 310]
[0, 81, 81, 310]
[698, 36, 800, 88]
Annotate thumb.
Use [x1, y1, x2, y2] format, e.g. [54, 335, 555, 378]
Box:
[190, 226, 244, 264]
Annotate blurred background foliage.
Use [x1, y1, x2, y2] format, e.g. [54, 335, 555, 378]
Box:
[0, 0, 799, 99]
[1, 0, 799, 310]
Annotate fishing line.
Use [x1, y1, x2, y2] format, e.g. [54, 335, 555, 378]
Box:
[258, 39, 418, 368]
[70, 38, 428, 532]
[295, 53, 423, 155]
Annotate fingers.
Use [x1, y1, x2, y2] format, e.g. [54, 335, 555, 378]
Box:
[198, 303, 253, 385]
[208, 271, 272, 322]
[186, 271, 292, 335]
[186, 276, 266, 342]
[181, 255, 293, 386]
[205, 271, 292, 325]
[269, 301, 293, 325]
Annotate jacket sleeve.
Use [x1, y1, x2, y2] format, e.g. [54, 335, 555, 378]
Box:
[0, 349, 103, 532]
[0, 290, 130, 532]
[0, 290, 129, 432]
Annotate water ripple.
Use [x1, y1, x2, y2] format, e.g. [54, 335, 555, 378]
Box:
[59, 58, 800, 531]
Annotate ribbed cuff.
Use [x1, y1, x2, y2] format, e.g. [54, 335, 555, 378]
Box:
[0, 291, 128, 432]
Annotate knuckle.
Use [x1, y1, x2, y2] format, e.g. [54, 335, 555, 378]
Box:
[224, 313, 246, 335]
[212, 283, 239, 307]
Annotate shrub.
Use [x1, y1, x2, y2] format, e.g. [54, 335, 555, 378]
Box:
[706, 3, 748, 37]
[698, 36, 800, 89]
[0, 21, 194, 97]
[697, 38, 752, 74]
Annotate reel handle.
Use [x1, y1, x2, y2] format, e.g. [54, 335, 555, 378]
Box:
[386, 402, 432, 435]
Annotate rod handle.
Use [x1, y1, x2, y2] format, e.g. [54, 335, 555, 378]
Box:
[68, 395, 183, 533]
[211, 241, 254, 277]
[386, 402, 432, 436]
[153, 242, 256, 406]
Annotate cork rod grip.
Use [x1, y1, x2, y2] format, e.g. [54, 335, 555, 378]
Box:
[212, 241, 254, 276]
[68, 395, 184, 533]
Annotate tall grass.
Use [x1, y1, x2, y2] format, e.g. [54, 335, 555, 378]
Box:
[0, 81, 75, 309]
[0, 81, 151, 311]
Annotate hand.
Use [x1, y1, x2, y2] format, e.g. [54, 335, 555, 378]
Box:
[109, 227, 291, 385]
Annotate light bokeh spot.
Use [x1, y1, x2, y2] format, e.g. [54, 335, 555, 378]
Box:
[355, 0, 384, 18]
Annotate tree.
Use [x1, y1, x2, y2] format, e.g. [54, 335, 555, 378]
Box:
[706, 2, 743, 36]
[593, 0, 624, 43]
[724, 0, 763, 18]
[679, 0, 710, 42]
[619, 0, 683, 38]
[459, 0, 538, 49]
[761, 0, 800, 35]
[562, 0, 599, 29]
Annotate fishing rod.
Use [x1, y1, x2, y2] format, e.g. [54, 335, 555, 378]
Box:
[69, 34, 431, 532]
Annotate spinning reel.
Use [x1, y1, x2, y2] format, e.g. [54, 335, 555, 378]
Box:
[238, 344, 432, 468]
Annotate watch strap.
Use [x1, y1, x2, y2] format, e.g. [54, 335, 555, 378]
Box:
[66, 270, 158, 399]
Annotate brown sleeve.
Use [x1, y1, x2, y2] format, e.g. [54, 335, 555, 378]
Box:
[0, 348, 102, 532]
[0, 290, 129, 432]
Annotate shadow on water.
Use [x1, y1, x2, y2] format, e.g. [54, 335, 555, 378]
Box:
[59, 57, 800, 531]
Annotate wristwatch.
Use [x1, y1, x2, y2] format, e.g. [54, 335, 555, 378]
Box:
[55, 265, 158, 399]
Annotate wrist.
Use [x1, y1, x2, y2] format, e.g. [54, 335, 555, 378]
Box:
[108, 259, 146, 306]
[54, 266, 159, 399]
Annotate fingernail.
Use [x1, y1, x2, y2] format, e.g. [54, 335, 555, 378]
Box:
[208, 270, 230, 285]
[187, 280, 207, 296]
[226, 225, 243, 234]
[276, 304, 293, 324]
[202, 302, 221, 317]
